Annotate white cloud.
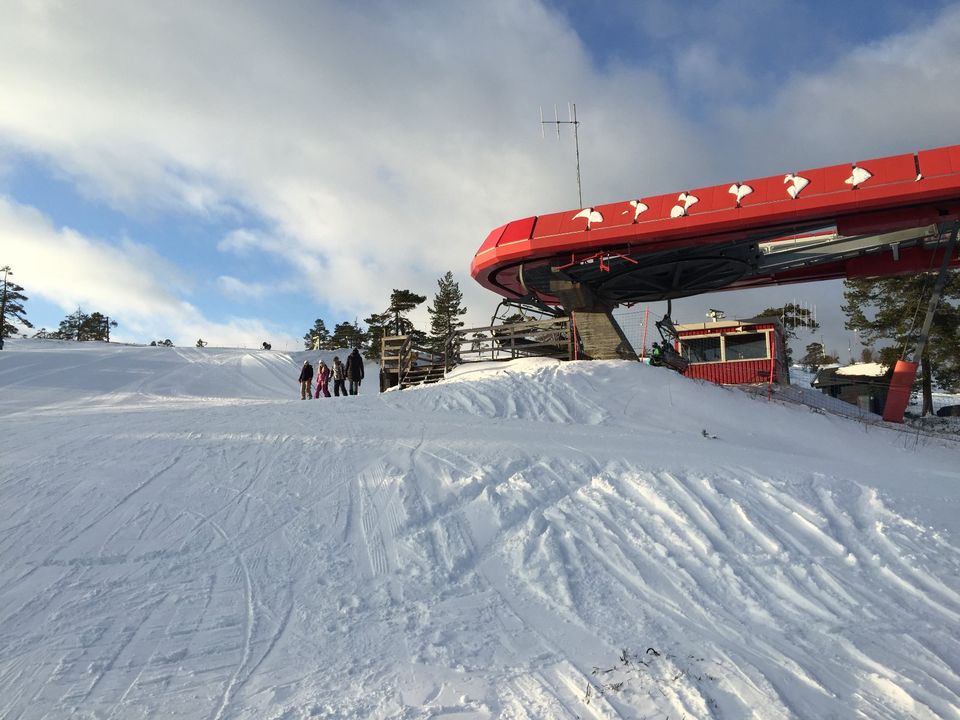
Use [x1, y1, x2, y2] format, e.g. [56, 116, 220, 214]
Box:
[217, 275, 268, 300]
[0, 1, 694, 328]
[217, 229, 268, 256]
[714, 5, 960, 175]
[0, 0, 958, 355]
[0, 195, 298, 347]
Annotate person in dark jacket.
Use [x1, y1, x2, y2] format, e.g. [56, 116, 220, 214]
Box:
[345, 348, 365, 395]
[331, 356, 347, 397]
[298, 360, 314, 399]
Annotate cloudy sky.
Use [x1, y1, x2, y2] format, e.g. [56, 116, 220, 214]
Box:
[2, 0, 958, 354]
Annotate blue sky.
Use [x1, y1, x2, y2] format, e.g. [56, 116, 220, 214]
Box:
[1, 0, 959, 355]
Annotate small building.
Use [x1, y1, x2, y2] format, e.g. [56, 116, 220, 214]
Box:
[811, 362, 891, 414]
[672, 317, 790, 385]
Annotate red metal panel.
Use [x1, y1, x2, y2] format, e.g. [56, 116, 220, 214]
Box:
[593, 201, 635, 229]
[476, 224, 507, 255]
[685, 360, 773, 385]
[737, 175, 782, 207]
[950, 145, 960, 175]
[837, 206, 939, 235]
[786, 166, 825, 200]
[855, 153, 916, 186]
[531, 211, 567, 239]
[636, 192, 674, 222]
[918, 147, 953, 178]
[847, 245, 960, 278]
[497, 217, 536, 245]
[558, 208, 592, 235]
[820, 163, 855, 194]
[851, 178, 924, 208]
[621, 194, 662, 226]
[685, 184, 727, 215]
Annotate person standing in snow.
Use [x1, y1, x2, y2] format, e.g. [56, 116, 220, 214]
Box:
[315, 359, 331, 398]
[331, 356, 347, 397]
[298, 360, 314, 400]
[345, 348, 365, 395]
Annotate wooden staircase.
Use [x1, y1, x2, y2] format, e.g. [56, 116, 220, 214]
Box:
[379, 311, 639, 392]
[572, 310, 637, 360]
[380, 336, 447, 391]
[399, 363, 446, 387]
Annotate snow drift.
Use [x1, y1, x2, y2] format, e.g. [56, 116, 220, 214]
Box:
[1, 340, 958, 719]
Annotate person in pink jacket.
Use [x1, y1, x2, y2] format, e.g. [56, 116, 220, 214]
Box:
[315, 360, 332, 398]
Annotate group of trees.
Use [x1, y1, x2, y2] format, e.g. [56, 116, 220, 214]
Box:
[2, 265, 117, 345]
[302, 271, 467, 360]
[33, 309, 117, 342]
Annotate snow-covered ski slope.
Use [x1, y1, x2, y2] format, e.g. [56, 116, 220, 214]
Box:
[1, 339, 958, 719]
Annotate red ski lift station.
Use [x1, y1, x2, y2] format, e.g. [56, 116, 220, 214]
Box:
[471, 143, 960, 422]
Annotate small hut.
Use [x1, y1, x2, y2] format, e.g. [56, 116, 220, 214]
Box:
[672, 317, 790, 385]
[811, 362, 891, 414]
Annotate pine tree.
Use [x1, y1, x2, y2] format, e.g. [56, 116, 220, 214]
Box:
[53, 308, 116, 341]
[843, 273, 960, 414]
[330, 321, 364, 350]
[363, 311, 391, 360]
[303, 318, 331, 350]
[0, 266, 34, 343]
[387, 289, 426, 337]
[798, 342, 838, 372]
[82, 312, 117, 341]
[56, 308, 88, 340]
[427, 271, 467, 353]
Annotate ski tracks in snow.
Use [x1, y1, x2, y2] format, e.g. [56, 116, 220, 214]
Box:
[4, 345, 960, 719]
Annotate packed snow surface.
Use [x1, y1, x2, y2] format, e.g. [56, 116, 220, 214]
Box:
[1, 340, 959, 719]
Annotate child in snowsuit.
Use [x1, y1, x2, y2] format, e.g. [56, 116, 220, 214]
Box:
[315, 360, 331, 398]
[331, 356, 347, 397]
[298, 360, 314, 399]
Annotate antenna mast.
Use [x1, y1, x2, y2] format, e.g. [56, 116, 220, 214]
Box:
[540, 102, 583, 208]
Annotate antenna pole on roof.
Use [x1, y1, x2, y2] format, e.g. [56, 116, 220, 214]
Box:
[540, 101, 584, 208]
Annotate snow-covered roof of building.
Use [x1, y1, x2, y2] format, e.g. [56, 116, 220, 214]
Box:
[835, 362, 888, 377]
